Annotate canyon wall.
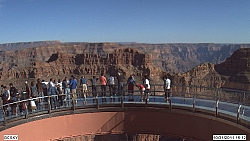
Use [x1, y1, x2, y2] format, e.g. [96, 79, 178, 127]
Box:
[0, 41, 250, 91]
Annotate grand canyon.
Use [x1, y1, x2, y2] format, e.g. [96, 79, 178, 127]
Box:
[1, 41, 250, 141]
[0, 41, 250, 91]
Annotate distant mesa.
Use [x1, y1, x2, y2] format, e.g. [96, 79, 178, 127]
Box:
[0, 40, 61, 51]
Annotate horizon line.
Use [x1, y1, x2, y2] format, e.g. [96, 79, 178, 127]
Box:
[0, 40, 250, 45]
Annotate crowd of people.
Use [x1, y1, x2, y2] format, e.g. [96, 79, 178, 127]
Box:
[0, 73, 171, 117]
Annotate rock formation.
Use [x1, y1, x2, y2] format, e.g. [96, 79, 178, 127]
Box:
[0, 47, 161, 89]
[171, 48, 250, 91]
[214, 48, 250, 90]
[0, 41, 250, 91]
[0, 41, 249, 74]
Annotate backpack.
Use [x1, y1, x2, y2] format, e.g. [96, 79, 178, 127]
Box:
[109, 76, 115, 85]
[10, 87, 18, 97]
[2, 90, 10, 101]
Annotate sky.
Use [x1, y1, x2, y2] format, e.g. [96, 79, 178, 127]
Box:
[0, 0, 249, 44]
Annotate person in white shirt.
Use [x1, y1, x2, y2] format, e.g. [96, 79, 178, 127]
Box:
[108, 75, 115, 101]
[164, 76, 171, 101]
[143, 75, 150, 101]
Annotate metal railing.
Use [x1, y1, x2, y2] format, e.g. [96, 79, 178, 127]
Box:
[0, 84, 250, 130]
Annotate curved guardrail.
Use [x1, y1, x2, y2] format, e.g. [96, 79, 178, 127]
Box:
[0, 84, 250, 131]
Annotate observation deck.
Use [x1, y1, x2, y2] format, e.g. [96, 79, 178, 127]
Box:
[0, 84, 249, 141]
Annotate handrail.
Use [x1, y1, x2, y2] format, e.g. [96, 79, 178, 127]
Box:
[0, 84, 250, 130]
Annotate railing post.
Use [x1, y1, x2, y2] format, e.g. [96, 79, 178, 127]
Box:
[215, 99, 219, 117]
[169, 99, 172, 109]
[237, 92, 240, 105]
[48, 96, 51, 114]
[192, 95, 196, 112]
[237, 104, 241, 124]
[72, 94, 76, 111]
[242, 92, 246, 115]
[25, 101, 29, 119]
[121, 96, 124, 109]
[84, 92, 87, 105]
[2, 106, 7, 126]
[153, 84, 156, 102]
[96, 97, 99, 109]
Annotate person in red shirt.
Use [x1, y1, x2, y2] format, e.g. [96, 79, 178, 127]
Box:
[99, 73, 107, 102]
[137, 84, 145, 102]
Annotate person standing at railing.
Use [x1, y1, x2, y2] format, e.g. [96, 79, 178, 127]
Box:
[57, 79, 63, 107]
[0, 85, 4, 107]
[48, 83, 59, 109]
[25, 81, 31, 98]
[143, 75, 150, 102]
[2, 86, 10, 116]
[19, 91, 27, 115]
[62, 77, 71, 107]
[117, 72, 125, 102]
[42, 80, 48, 103]
[9, 83, 18, 115]
[99, 73, 107, 102]
[90, 76, 98, 103]
[30, 81, 39, 111]
[49, 78, 55, 87]
[25, 81, 31, 111]
[80, 76, 88, 103]
[70, 75, 78, 106]
[108, 74, 115, 102]
[164, 76, 171, 101]
[127, 75, 136, 101]
[36, 78, 44, 109]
